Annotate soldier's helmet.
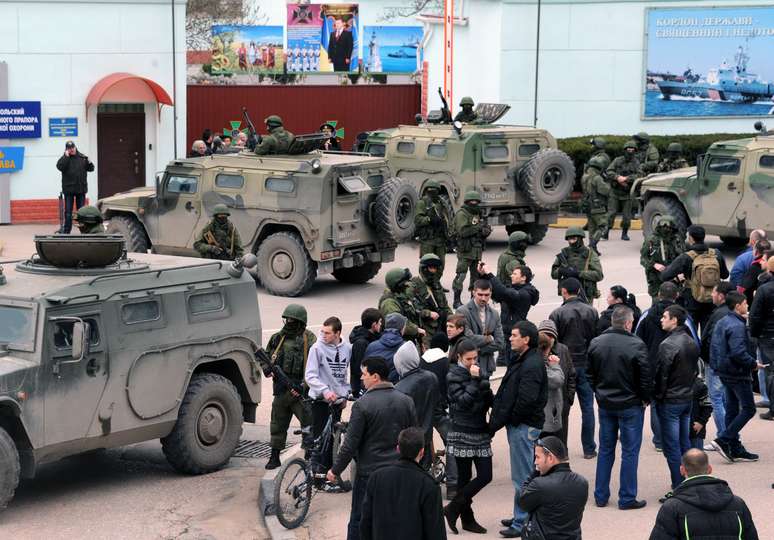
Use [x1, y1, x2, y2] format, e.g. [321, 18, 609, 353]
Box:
[385, 268, 411, 290]
[282, 304, 308, 325]
[589, 137, 607, 150]
[667, 142, 683, 154]
[587, 154, 608, 171]
[633, 131, 650, 143]
[463, 190, 482, 204]
[459, 96, 474, 107]
[212, 203, 230, 216]
[265, 115, 283, 128]
[623, 140, 638, 151]
[565, 226, 585, 240]
[508, 231, 529, 245]
[419, 253, 442, 269]
[424, 179, 440, 191]
[75, 205, 103, 224]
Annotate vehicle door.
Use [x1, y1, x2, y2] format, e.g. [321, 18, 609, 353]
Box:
[740, 150, 774, 231]
[44, 310, 109, 444]
[153, 171, 204, 255]
[478, 138, 512, 207]
[697, 152, 745, 229]
[205, 168, 252, 253]
[331, 168, 371, 248]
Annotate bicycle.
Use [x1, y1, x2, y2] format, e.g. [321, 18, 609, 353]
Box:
[272, 395, 356, 529]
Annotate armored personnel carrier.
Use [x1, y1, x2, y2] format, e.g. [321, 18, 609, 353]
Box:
[98, 136, 412, 297]
[0, 235, 263, 508]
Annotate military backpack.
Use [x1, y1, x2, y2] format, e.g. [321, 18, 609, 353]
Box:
[687, 249, 720, 303]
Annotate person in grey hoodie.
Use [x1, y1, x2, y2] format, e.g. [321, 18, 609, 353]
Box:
[305, 316, 353, 471]
[537, 326, 565, 438]
[365, 312, 408, 382]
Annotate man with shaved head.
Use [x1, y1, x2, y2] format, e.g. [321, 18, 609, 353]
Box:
[730, 229, 767, 287]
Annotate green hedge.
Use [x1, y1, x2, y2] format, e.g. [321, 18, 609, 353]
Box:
[558, 133, 755, 180]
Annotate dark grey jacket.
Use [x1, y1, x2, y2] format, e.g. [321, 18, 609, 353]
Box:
[56, 152, 94, 194]
[587, 328, 651, 410]
[549, 297, 599, 369]
[518, 463, 589, 540]
[654, 326, 699, 403]
[456, 299, 505, 376]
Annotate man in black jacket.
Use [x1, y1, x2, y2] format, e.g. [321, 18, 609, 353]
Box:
[56, 141, 94, 234]
[349, 308, 382, 397]
[328, 357, 417, 540]
[751, 260, 774, 420]
[587, 305, 651, 509]
[549, 277, 599, 459]
[490, 320, 547, 538]
[518, 436, 588, 540]
[360, 427, 446, 540]
[702, 281, 734, 435]
[654, 305, 700, 494]
[660, 225, 729, 332]
[649, 449, 759, 540]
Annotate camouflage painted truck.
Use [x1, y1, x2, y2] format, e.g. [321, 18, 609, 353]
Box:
[361, 103, 576, 244]
[0, 235, 263, 508]
[636, 123, 774, 243]
[97, 139, 408, 297]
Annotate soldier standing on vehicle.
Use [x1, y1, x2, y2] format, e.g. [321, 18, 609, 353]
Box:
[454, 96, 478, 123]
[73, 206, 104, 234]
[193, 204, 245, 260]
[580, 155, 611, 255]
[497, 231, 528, 283]
[605, 140, 642, 241]
[379, 268, 424, 342]
[414, 180, 449, 269]
[633, 132, 660, 174]
[452, 191, 492, 309]
[550, 227, 604, 302]
[255, 115, 295, 155]
[410, 254, 452, 345]
[265, 304, 317, 470]
[657, 143, 689, 173]
[640, 216, 686, 304]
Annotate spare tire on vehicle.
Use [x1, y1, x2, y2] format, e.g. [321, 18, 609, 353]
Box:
[374, 177, 418, 243]
[517, 149, 575, 209]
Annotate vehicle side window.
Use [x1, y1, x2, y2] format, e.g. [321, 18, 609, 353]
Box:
[215, 174, 244, 189]
[396, 141, 415, 154]
[167, 175, 199, 194]
[368, 143, 386, 157]
[427, 143, 447, 158]
[265, 177, 295, 193]
[366, 174, 383, 188]
[483, 145, 509, 160]
[519, 144, 540, 157]
[707, 156, 740, 175]
[188, 291, 224, 315]
[759, 155, 774, 168]
[54, 318, 100, 349]
[121, 300, 161, 325]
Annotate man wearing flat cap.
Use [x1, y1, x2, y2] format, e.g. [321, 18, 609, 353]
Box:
[56, 140, 94, 234]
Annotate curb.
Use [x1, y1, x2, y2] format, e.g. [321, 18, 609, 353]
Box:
[552, 216, 643, 230]
[259, 443, 305, 540]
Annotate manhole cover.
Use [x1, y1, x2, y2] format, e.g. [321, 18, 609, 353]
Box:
[232, 440, 292, 459]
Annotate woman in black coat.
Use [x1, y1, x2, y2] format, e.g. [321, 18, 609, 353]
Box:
[444, 339, 493, 535]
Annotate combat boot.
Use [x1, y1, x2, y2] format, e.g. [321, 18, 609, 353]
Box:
[265, 448, 281, 470]
[621, 228, 630, 241]
[453, 289, 463, 309]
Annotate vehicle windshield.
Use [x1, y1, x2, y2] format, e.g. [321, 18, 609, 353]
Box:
[0, 305, 36, 350]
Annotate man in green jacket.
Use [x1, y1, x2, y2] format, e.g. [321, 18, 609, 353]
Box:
[255, 115, 295, 155]
[581, 155, 611, 254]
[634, 131, 660, 174]
[193, 204, 245, 260]
[414, 180, 449, 269]
[550, 227, 604, 301]
[605, 140, 642, 241]
[379, 268, 423, 341]
[640, 216, 685, 302]
[452, 190, 492, 308]
[497, 231, 528, 283]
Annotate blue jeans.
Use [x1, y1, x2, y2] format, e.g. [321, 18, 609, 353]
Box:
[718, 379, 755, 448]
[756, 349, 769, 405]
[656, 401, 692, 489]
[62, 192, 86, 234]
[346, 474, 369, 540]
[705, 365, 726, 435]
[594, 406, 644, 507]
[690, 437, 704, 450]
[649, 403, 662, 448]
[506, 424, 540, 531]
[574, 367, 597, 455]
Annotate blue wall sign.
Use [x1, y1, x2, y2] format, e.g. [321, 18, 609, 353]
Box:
[49, 117, 78, 137]
[0, 101, 42, 139]
[0, 147, 25, 173]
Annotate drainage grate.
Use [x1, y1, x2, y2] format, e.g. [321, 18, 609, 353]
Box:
[232, 440, 292, 459]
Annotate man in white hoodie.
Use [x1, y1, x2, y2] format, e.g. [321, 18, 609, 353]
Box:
[305, 316, 352, 471]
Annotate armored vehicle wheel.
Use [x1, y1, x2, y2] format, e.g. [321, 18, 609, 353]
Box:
[642, 196, 689, 237]
[332, 261, 381, 284]
[106, 215, 149, 253]
[161, 373, 243, 475]
[257, 232, 317, 297]
[505, 223, 549, 245]
[374, 177, 418, 243]
[0, 426, 20, 509]
[518, 149, 575, 209]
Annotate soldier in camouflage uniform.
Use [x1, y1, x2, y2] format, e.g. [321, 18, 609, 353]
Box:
[454, 96, 478, 123]
[265, 304, 317, 470]
[633, 131, 660, 174]
[452, 190, 492, 308]
[497, 231, 528, 283]
[255, 115, 295, 155]
[587, 136, 611, 171]
[410, 254, 452, 345]
[657, 142, 689, 173]
[605, 140, 642, 241]
[581, 155, 611, 254]
[74, 206, 104, 234]
[640, 215, 686, 302]
[550, 227, 604, 301]
[414, 180, 449, 269]
[379, 268, 424, 341]
[193, 203, 245, 260]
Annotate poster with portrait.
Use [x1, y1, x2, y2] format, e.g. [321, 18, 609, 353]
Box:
[210, 25, 285, 75]
[287, 3, 359, 73]
[644, 6, 774, 118]
[362, 26, 422, 73]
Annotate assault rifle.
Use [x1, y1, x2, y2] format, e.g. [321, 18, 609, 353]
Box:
[557, 250, 590, 304]
[438, 87, 452, 124]
[254, 346, 305, 397]
[241, 107, 261, 151]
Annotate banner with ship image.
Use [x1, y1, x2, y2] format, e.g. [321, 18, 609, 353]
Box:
[644, 6, 774, 118]
[363, 26, 423, 73]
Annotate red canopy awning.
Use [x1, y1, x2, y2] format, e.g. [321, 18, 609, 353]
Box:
[85, 73, 173, 119]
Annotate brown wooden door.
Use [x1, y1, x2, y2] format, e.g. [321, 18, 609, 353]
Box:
[97, 112, 145, 198]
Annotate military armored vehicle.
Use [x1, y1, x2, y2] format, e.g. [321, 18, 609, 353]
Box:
[97, 140, 408, 297]
[0, 235, 263, 508]
[636, 122, 774, 242]
[361, 101, 575, 244]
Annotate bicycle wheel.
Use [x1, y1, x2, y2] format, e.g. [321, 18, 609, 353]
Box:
[273, 457, 312, 529]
